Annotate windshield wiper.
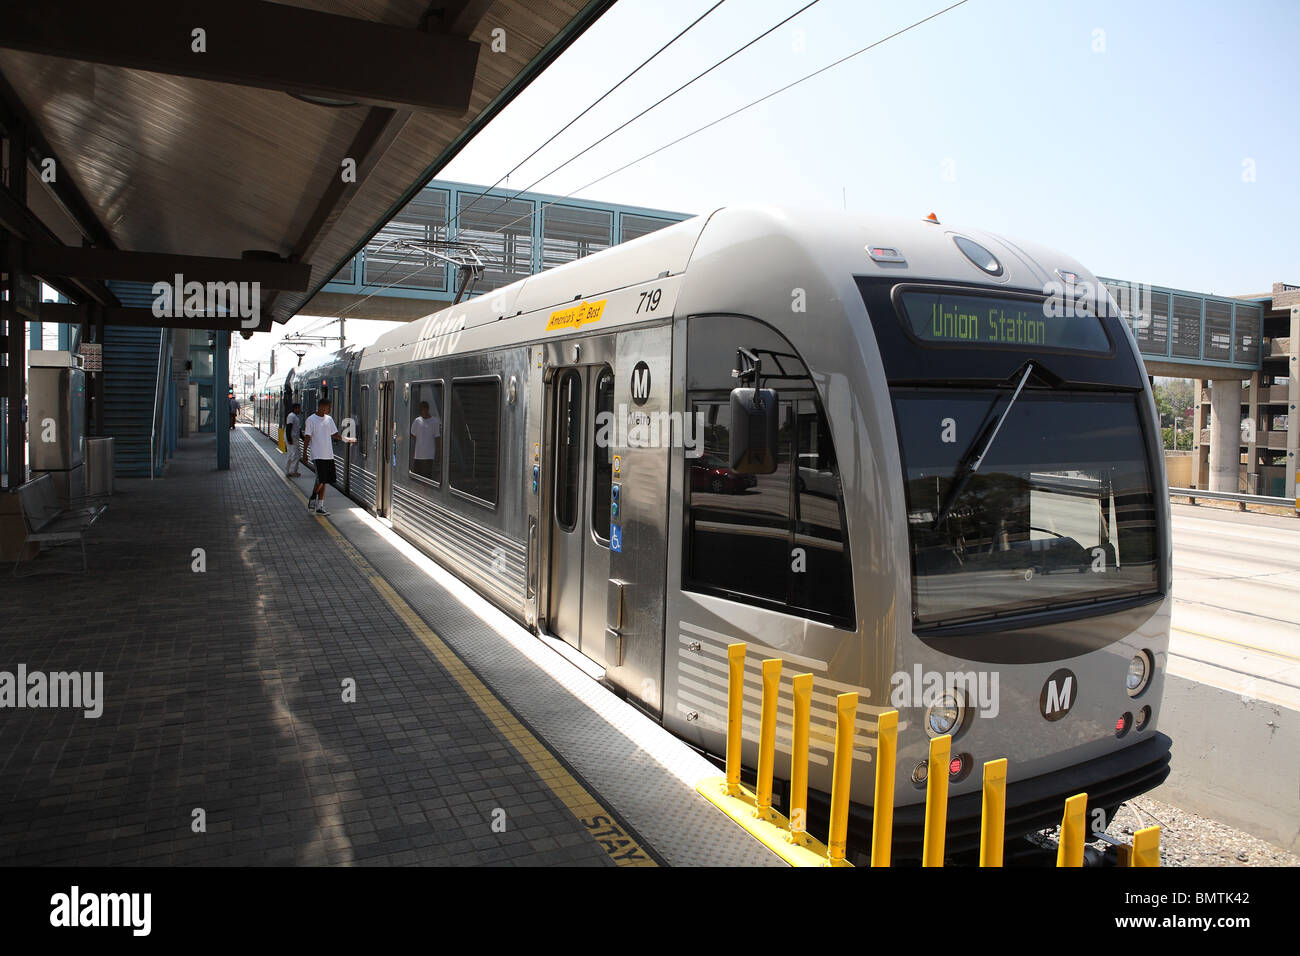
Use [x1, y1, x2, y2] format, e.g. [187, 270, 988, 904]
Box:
[932, 362, 1035, 529]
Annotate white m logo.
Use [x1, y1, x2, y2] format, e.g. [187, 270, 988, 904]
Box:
[1045, 677, 1073, 713]
[1040, 669, 1077, 721]
[631, 361, 651, 405]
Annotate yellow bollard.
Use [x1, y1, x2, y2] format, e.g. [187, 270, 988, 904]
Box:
[980, 758, 1007, 867]
[725, 643, 746, 796]
[826, 692, 858, 866]
[870, 710, 898, 867]
[1131, 825, 1160, 867]
[754, 658, 782, 820]
[1056, 793, 1088, 867]
[921, 734, 951, 867]
[787, 673, 813, 844]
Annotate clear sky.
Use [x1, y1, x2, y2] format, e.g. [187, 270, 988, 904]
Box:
[247, 0, 1299, 367]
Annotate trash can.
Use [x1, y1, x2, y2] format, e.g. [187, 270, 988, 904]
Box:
[86, 437, 114, 496]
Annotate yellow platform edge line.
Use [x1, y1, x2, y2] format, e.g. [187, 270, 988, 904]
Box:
[695, 775, 850, 867]
[242, 430, 657, 867]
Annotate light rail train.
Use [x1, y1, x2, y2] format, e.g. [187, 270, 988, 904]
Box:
[254, 207, 1172, 858]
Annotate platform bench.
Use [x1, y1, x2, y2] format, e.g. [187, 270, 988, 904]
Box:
[13, 474, 107, 576]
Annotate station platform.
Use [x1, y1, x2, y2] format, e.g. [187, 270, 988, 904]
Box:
[0, 427, 779, 867]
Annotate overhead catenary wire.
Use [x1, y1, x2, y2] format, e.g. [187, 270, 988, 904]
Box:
[458, 0, 823, 245]
[291, 237, 426, 332]
[322, 0, 970, 324]
[444, 0, 732, 240]
[325, 0, 734, 322]
[475, 0, 972, 244]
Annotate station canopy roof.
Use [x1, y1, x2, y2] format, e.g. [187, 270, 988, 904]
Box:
[0, 0, 614, 333]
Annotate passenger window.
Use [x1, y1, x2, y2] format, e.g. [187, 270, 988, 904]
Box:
[450, 378, 500, 505]
[687, 399, 792, 604]
[408, 381, 444, 485]
[359, 386, 368, 460]
[591, 368, 615, 543]
[554, 370, 582, 531]
[683, 315, 855, 626]
[790, 399, 853, 620]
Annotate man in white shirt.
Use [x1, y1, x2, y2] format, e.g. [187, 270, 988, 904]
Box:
[410, 400, 441, 480]
[302, 398, 353, 516]
[284, 403, 302, 477]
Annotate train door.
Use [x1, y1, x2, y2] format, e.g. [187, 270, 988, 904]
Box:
[376, 379, 394, 517]
[543, 337, 616, 666]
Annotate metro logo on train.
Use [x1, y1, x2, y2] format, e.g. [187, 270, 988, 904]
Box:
[630, 361, 651, 405]
[1040, 669, 1078, 722]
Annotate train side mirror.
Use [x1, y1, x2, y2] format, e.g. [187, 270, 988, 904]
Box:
[729, 387, 779, 474]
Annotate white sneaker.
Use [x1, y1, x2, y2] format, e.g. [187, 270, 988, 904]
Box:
[307, 496, 316, 511]
[315, 508, 331, 517]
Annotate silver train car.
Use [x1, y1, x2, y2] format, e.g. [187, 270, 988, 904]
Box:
[294, 346, 362, 493]
[252, 366, 296, 440]
[286, 207, 1172, 857]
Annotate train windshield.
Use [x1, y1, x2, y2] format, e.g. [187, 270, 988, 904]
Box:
[892, 389, 1159, 627]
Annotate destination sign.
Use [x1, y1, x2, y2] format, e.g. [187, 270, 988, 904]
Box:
[899, 290, 1111, 353]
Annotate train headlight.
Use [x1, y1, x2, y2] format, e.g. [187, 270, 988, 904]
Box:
[1126, 651, 1152, 697]
[925, 692, 962, 737]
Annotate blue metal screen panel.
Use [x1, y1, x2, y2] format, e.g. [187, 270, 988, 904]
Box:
[542, 203, 612, 270]
[1234, 304, 1262, 365]
[363, 188, 450, 292]
[1170, 294, 1202, 359]
[620, 213, 677, 243]
[1203, 299, 1232, 361]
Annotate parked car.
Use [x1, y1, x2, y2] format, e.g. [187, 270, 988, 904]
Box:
[690, 454, 758, 494]
[797, 453, 838, 497]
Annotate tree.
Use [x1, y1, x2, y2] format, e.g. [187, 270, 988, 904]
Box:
[1153, 379, 1195, 427]
[1161, 425, 1193, 451]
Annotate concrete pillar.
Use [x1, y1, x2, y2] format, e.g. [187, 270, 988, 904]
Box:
[1287, 305, 1299, 500]
[4, 123, 29, 490]
[1208, 378, 1243, 492]
[89, 309, 105, 438]
[1191, 379, 1205, 488]
[1246, 370, 1260, 493]
[173, 329, 190, 439]
[215, 330, 230, 471]
[56, 294, 72, 350]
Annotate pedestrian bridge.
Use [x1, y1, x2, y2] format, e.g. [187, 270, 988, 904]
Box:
[1101, 277, 1267, 377]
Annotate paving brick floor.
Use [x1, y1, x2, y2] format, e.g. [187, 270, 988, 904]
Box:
[0, 433, 614, 866]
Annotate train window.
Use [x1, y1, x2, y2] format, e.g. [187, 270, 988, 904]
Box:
[449, 378, 500, 506]
[893, 389, 1159, 627]
[790, 400, 853, 620]
[686, 398, 793, 605]
[591, 368, 615, 543]
[359, 386, 369, 460]
[684, 315, 855, 627]
[554, 370, 582, 532]
[408, 381, 444, 486]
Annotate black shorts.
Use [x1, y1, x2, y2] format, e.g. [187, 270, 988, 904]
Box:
[314, 459, 337, 485]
